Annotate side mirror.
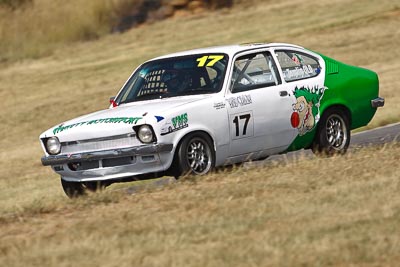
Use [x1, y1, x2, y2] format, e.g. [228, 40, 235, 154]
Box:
[109, 97, 117, 108]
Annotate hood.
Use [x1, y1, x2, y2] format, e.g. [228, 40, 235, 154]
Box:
[40, 95, 211, 141]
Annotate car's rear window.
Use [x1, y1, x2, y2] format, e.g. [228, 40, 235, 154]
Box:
[275, 50, 321, 82]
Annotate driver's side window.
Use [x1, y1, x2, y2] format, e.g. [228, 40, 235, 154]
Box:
[231, 52, 280, 93]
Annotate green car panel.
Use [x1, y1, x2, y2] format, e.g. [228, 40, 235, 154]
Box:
[286, 54, 379, 152]
[321, 55, 379, 129]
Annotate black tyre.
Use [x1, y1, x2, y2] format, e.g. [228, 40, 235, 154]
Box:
[84, 181, 107, 192]
[61, 179, 85, 198]
[312, 108, 350, 156]
[61, 179, 105, 198]
[171, 132, 215, 178]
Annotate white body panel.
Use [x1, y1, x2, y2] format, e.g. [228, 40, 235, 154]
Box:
[225, 84, 297, 160]
[40, 43, 327, 182]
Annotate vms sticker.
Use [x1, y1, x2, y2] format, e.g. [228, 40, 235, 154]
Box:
[160, 113, 188, 136]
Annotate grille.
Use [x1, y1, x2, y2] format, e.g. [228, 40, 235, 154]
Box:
[61, 133, 140, 154]
[67, 157, 136, 171]
[68, 160, 100, 171]
[103, 156, 136, 167]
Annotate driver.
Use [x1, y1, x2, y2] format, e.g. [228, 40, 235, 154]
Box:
[162, 70, 193, 94]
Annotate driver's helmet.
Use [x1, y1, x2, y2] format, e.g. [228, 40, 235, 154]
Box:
[161, 70, 192, 93]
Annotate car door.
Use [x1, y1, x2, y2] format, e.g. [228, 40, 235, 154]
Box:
[273, 48, 326, 137]
[226, 50, 297, 159]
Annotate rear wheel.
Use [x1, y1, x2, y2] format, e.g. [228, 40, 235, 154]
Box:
[312, 108, 350, 156]
[61, 178, 105, 198]
[171, 132, 215, 178]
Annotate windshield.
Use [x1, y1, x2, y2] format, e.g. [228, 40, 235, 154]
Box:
[116, 54, 228, 104]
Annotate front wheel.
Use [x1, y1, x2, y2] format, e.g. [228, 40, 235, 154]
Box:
[171, 132, 215, 178]
[61, 178, 105, 198]
[312, 108, 350, 156]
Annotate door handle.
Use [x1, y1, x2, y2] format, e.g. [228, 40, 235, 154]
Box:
[279, 91, 288, 97]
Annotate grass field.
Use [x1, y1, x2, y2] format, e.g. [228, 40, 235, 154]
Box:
[1, 144, 400, 266]
[0, 0, 399, 266]
[0, 0, 144, 61]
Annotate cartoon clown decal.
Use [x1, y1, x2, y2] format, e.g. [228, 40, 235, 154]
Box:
[291, 86, 327, 136]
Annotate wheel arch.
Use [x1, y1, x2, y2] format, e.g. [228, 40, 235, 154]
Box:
[166, 129, 216, 175]
[174, 130, 216, 155]
[320, 103, 352, 128]
[312, 103, 352, 154]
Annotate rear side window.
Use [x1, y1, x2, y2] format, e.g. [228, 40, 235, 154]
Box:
[275, 50, 321, 82]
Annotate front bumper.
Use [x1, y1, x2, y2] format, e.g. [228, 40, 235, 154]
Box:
[371, 97, 385, 108]
[41, 143, 173, 166]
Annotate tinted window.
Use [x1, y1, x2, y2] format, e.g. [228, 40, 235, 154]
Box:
[275, 50, 321, 82]
[231, 52, 280, 93]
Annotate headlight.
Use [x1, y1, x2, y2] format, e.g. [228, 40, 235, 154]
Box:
[46, 137, 61, 155]
[137, 125, 154, 143]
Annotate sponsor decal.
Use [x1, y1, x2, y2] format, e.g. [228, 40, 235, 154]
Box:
[283, 65, 314, 80]
[213, 102, 226, 110]
[291, 54, 303, 65]
[155, 116, 165, 122]
[291, 86, 327, 136]
[160, 113, 188, 136]
[227, 94, 252, 108]
[196, 55, 224, 67]
[53, 117, 142, 134]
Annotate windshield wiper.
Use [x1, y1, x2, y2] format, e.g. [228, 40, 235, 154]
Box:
[129, 91, 170, 101]
[177, 88, 215, 96]
[138, 91, 168, 98]
[119, 92, 168, 104]
[119, 89, 213, 104]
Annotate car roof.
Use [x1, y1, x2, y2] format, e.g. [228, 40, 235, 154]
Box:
[152, 43, 305, 60]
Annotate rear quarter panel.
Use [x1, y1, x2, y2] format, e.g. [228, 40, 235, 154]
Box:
[320, 55, 379, 129]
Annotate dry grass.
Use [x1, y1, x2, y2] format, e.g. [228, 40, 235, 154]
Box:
[1, 143, 400, 266]
[0, 0, 238, 61]
[0, 0, 399, 265]
[0, 0, 105, 60]
[0, 0, 144, 61]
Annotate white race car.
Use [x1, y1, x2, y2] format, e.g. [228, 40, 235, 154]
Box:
[40, 43, 383, 197]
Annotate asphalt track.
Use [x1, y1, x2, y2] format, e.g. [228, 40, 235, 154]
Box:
[267, 122, 400, 161]
[125, 122, 400, 193]
[350, 122, 400, 146]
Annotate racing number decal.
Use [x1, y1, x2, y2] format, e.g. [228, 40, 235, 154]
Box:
[196, 55, 224, 67]
[231, 111, 254, 140]
[233, 114, 251, 136]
